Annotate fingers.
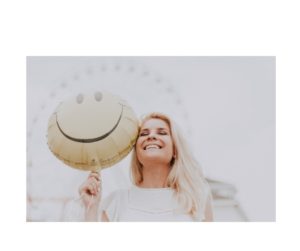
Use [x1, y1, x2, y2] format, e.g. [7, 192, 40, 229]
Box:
[88, 171, 101, 181]
[79, 171, 102, 197]
[87, 173, 101, 195]
[88, 178, 101, 191]
[87, 184, 98, 195]
[88, 171, 102, 191]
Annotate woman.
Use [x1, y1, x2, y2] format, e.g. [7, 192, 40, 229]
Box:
[79, 112, 213, 221]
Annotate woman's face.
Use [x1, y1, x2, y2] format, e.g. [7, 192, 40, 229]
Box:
[136, 118, 174, 166]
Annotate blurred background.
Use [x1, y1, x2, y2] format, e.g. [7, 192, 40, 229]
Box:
[26, 56, 275, 221]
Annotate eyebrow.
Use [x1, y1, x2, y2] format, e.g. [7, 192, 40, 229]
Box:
[157, 127, 168, 131]
[140, 127, 169, 131]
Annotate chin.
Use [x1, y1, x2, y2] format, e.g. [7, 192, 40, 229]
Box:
[139, 154, 171, 165]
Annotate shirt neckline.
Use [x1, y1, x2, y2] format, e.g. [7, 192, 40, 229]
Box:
[132, 185, 174, 192]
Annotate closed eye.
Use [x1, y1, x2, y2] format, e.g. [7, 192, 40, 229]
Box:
[157, 128, 169, 135]
[158, 131, 167, 135]
[139, 130, 149, 136]
[139, 128, 169, 136]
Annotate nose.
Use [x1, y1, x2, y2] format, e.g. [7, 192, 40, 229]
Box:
[147, 131, 157, 140]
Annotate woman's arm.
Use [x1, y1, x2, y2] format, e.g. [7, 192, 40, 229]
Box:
[79, 171, 102, 221]
[85, 206, 110, 222]
[85, 205, 100, 221]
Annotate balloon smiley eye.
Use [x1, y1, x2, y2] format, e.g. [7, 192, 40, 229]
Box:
[94, 92, 103, 102]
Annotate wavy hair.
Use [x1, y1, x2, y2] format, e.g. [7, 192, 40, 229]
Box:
[130, 112, 209, 219]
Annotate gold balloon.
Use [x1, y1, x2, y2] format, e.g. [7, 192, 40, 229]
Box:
[47, 91, 139, 171]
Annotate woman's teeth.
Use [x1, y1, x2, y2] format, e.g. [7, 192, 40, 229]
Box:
[144, 144, 161, 150]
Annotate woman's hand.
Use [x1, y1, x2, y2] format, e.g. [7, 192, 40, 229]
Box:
[78, 171, 102, 210]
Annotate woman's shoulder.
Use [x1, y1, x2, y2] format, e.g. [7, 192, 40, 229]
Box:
[103, 188, 129, 202]
[100, 188, 130, 221]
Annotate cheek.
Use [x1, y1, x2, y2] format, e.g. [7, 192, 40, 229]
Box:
[167, 144, 174, 157]
[135, 138, 144, 157]
[162, 138, 174, 160]
[166, 138, 174, 153]
[135, 138, 143, 151]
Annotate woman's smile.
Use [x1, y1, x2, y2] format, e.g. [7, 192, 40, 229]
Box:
[143, 143, 162, 150]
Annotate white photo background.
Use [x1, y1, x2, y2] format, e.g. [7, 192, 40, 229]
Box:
[26, 56, 275, 221]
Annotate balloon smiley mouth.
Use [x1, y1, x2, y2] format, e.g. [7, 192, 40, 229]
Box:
[56, 103, 124, 143]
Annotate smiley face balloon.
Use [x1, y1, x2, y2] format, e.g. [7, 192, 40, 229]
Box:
[47, 91, 139, 171]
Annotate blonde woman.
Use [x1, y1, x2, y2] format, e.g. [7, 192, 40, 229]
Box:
[79, 112, 213, 221]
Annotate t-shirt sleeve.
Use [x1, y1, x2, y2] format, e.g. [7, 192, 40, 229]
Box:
[200, 182, 213, 221]
[99, 190, 121, 221]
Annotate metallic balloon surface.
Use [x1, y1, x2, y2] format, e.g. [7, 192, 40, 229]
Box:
[47, 91, 139, 171]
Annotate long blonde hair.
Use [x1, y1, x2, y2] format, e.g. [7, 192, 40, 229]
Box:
[130, 112, 209, 219]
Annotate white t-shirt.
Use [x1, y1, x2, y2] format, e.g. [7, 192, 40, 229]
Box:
[99, 185, 208, 222]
